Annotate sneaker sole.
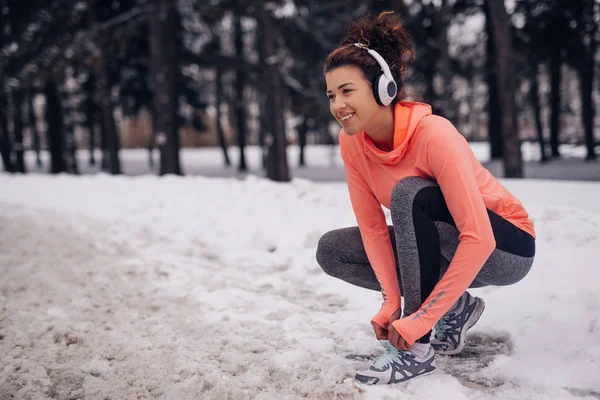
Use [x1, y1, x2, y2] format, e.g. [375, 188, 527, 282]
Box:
[437, 297, 485, 356]
[356, 367, 437, 385]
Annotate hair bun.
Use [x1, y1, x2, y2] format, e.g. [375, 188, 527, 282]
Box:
[341, 11, 414, 76]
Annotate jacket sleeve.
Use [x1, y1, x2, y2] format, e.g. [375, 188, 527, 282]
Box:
[343, 156, 402, 328]
[391, 117, 496, 345]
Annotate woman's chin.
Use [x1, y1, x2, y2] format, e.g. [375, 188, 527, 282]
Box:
[343, 126, 361, 136]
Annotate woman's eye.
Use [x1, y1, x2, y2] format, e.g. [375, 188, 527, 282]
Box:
[344, 89, 353, 94]
[328, 95, 334, 100]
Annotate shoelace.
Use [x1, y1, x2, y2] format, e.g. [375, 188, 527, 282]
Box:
[372, 340, 402, 369]
[434, 317, 448, 340]
[434, 296, 466, 341]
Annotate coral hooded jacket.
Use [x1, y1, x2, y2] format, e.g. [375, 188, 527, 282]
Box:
[339, 101, 535, 345]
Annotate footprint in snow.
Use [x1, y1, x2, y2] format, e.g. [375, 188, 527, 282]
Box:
[437, 331, 514, 389]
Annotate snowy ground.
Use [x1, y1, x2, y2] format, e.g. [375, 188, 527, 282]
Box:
[2, 148, 600, 399]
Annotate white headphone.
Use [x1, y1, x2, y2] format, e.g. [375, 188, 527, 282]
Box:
[354, 43, 398, 106]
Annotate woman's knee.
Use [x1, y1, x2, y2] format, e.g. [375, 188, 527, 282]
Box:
[390, 177, 438, 219]
[476, 252, 535, 287]
[315, 230, 342, 275]
[501, 256, 535, 286]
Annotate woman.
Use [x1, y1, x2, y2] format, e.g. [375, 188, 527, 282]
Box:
[316, 11, 536, 385]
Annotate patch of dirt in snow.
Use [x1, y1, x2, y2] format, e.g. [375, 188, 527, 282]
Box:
[436, 331, 514, 390]
[0, 206, 364, 400]
[565, 388, 600, 399]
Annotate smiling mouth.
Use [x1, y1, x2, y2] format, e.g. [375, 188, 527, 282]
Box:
[339, 112, 355, 122]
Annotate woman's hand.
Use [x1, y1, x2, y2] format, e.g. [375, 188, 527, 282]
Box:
[388, 321, 412, 351]
[371, 308, 402, 340]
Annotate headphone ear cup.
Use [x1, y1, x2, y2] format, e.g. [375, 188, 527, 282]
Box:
[372, 74, 397, 106]
[377, 75, 397, 106]
[372, 74, 384, 106]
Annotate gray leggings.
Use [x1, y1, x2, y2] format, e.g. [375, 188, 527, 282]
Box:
[316, 177, 535, 340]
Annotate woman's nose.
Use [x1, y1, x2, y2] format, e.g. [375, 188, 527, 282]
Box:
[333, 97, 346, 110]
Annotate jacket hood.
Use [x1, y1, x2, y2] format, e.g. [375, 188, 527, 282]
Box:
[361, 101, 432, 164]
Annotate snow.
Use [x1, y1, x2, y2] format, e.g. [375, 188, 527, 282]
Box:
[2, 147, 600, 399]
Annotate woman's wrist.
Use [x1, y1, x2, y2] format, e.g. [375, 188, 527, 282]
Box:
[371, 302, 402, 328]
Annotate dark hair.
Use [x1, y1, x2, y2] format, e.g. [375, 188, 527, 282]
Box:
[323, 11, 415, 105]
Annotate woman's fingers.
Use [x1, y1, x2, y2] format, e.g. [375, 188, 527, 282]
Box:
[372, 321, 388, 340]
[398, 337, 412, 351]
[388, 323, 413, 351]
[388, 325, 401, 349]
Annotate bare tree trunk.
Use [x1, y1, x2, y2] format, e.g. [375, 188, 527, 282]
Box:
[577, 0, 597, 161]
[297, 1, 315, 168]
[578, 61, 596, 160]
[27, 89, 42, 168]
[529, 63, 547, 163]
[484, 1, 503, 159]
[0, 120, 12, 172]
[0, 75, 14, 172]
[548, 35, 562, 158]
[63, 89, 79, 174]
[260, 4, 290, 182]
[98, 55, 121, 175]
[521, 0, 544, 161]
[150, 0, 181, 175]
[215, 68, 231, 167]
[12, 90, 26, 173]
[486, 0, 522, 178]
[147, 110, 155, 170]
[0, 4, 13, 173]
[99, 110, 108, 171]
[259, 102, 267, 169]
[45, 79, 67, 174]
[234, 3, 248, 172]
[0, 85, 13, 172]
[256, 18, 267, 170]
[88, 119, 96, 167]
[87, 114, 96, 168]
[147, 99, 155, 170]
[298, 117, 308, 167]
[84, 73, 97, 167]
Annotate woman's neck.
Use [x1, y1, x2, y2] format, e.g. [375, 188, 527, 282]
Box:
[364, 106, 395, 152]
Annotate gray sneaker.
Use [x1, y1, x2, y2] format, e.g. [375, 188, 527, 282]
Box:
[430, 291, 485, 355]
[355, 340, 436, 385]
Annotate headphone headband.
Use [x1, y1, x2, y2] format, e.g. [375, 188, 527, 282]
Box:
[354, 43, 394, 81]
[353, 42, 397, 106]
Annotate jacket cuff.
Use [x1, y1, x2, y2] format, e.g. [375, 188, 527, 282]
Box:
[391, 315, 426, 346]
[371, 303, 402, 328]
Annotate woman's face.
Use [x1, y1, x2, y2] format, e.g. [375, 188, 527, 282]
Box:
[325, 65, 381, 136]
